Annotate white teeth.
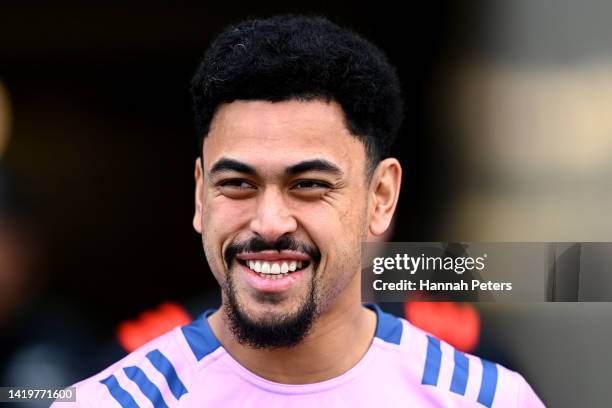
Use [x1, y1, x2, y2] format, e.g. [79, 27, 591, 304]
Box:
[245, 259, 306, 275]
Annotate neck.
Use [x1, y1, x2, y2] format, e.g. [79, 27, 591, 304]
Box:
[207, 292, 377, 384]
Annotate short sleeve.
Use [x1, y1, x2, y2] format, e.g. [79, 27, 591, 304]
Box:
[517, 374, 546, 407]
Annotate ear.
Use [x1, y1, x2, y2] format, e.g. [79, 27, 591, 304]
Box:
[193, 158, 204, 234]
[367, 158, 402, 238]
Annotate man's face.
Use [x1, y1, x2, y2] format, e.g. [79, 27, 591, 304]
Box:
[194, 99, 372, 347]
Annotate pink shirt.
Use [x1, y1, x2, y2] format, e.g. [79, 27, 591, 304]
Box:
[53, 305, 544, 407]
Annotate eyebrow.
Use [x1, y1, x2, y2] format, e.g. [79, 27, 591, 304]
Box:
[209, 158, 257, 176]
[208, 157, 343, 178]
[285, 159, 343, 177]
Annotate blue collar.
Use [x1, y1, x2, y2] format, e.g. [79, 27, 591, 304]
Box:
[182, 303, 403, 361]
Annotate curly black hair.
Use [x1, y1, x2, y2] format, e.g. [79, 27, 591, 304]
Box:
[190, 15, 404, 170]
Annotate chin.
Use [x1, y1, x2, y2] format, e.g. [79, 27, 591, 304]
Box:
[240, 298, 303, 322]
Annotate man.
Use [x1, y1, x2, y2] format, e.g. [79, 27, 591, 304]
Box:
[56, 15, 543, 407]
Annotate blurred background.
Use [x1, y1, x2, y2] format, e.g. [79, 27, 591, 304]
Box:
[1, 1, 611, 406]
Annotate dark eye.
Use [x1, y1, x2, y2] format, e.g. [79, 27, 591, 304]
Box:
[216, 179, 257, 199]
[292, 180, 331, 189]
[219, 179, 255, 189]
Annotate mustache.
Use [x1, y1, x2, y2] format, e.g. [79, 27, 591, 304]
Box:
[224, 235, 321, 269]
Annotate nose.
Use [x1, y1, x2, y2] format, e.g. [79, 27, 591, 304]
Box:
[249, 186, 297, 242]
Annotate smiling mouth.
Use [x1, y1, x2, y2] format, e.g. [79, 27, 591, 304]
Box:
[237, 259, 311, 280]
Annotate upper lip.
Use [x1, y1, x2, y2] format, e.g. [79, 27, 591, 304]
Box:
[236, 251, 311, 262]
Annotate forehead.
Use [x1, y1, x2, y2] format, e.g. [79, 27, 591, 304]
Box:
[202, 100, 366, 174]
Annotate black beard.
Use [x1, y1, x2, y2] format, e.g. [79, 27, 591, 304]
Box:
[221, 235, 321, 348]
[223, 271, 318, 349]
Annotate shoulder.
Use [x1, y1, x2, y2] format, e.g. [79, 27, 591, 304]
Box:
[56, 309, 225, 408]
[55, 313, 219, 408]
[371, 305, 544, 407]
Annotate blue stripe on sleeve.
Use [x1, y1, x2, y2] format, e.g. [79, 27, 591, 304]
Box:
[146, 349, 188, 400]
[100, 375, 139, 408]
[421, 335, 442, 386]
[124, 366, 169, 408]
[181, 309, 221, 361]
[477, 359, 499, 408]
[369, 304, 403, 345]
[450, 349, 469, 395]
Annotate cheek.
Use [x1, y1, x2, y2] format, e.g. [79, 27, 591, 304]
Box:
[303, 204, 367, 273]
[203, 197, 253, 235]
[303, 202, 367, 243]
[202, 199, 253, 271]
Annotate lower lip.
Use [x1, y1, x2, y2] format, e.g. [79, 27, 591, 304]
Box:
[240, 263, 306, 293]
